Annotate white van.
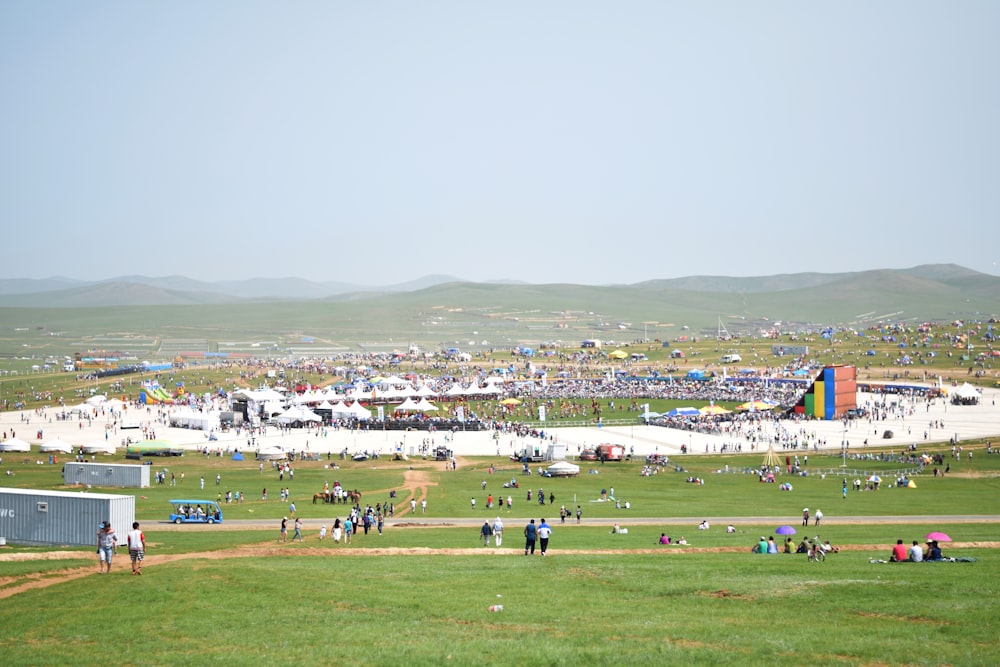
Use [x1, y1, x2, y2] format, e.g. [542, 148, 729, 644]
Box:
[720, 354, 742, 363]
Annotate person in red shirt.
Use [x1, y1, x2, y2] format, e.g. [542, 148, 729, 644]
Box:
[891, 539, 908, 562]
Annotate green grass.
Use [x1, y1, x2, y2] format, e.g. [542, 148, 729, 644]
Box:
[5, 450, 999, 523]
[1, 552, 996, 666]
[1, 450, 998, 665]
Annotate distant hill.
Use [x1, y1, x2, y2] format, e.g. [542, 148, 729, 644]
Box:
[0, 266, 996, 335]
[0, 273, 462, 305]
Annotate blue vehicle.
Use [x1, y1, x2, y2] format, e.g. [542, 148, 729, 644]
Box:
[169, 500, 223, 524]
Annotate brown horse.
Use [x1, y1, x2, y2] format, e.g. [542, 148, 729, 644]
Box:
[313, 492, 326, 504]
[346, 489, 362, 504]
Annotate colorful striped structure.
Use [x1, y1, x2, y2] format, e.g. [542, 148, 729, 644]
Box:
[794, 365, 857, 419]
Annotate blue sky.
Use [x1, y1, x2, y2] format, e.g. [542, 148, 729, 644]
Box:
[2, 2, 998, 285]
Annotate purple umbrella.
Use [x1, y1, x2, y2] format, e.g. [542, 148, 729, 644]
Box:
[775, 525, 796, 535]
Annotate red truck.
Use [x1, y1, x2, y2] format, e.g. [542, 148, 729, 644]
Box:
[596, 443, 625, 462]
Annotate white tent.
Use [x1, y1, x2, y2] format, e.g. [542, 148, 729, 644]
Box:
[377, 375, 410, 388]
[256, 446, 288, 461]
[414, 397, 439, 412]
[169, 409, 222, 431]
[480, 378, 503, 394]
[413, 385, 437, 397]
[326, 401, 353, 419]
[393, 397, 420, 412]
[347, 401, 372, 420]
[0, 437, 31, 453]
[545, 461, 581, 477]
[275, 406, 321, 424]
[85, 395, 108, 406]
[82, 441, 116, 455]
[445, 383, 467, 397]
[952, 382, 981, 403]
[39, 438, 74, 454]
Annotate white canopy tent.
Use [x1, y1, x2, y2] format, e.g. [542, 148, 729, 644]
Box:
[169, 409, 222, 431]
[39, 438, 74, 454]
[545, 461, 581, 477]
[0, 437, 31, 453]
[414, 397, 439, 412]
[82, 441, 116, 455]
[393, 397, 421, 412]
[347, 401, 372, 420]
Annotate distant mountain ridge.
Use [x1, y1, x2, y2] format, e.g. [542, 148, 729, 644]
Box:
[0, 266, 996, 324]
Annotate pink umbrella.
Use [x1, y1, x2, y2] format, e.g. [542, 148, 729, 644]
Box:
[925, 532, 951, 542]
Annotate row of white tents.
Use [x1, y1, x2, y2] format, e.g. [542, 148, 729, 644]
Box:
[271, 397, 439, 423]
[233, 378, 505, 407]
[0, 437, 116, 454]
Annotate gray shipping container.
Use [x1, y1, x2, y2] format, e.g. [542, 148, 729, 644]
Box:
[0, 488, 135, 547]
[63, 461, 151, 488]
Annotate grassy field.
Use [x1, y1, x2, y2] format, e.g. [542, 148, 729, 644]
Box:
[4, 449, 1000, 524]
[1, 450, 998, 666]
[1, 552, 997, 666]
[1, 299, 998, 664]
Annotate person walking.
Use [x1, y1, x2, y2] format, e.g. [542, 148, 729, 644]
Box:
[814, 509, 823, 527]
[96, 521, 118, 574]
[480, 521, 493, 547]
[293, 517, 303, 542]
[524, 519, 537, 555]
[279, 517, 288, 543]
[493, 516, 504, 547]
[127, 521, 146, 575]
[537, 518, 552, 556]
[802, 508, 810, 526]
[576, 506, 582, 523]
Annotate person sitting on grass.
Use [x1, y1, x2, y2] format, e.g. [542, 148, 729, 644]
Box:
[890, 539, 908, 562]
[658, 533, 670, 545]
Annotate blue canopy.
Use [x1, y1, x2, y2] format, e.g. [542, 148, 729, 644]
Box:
[665, 407, 701, 417]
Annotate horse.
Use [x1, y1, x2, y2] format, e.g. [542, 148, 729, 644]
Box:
[346, 489, 362, 504]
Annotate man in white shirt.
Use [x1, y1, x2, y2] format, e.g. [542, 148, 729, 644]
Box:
[537, 519, 552, 556]
[127, 521, 146, 575]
